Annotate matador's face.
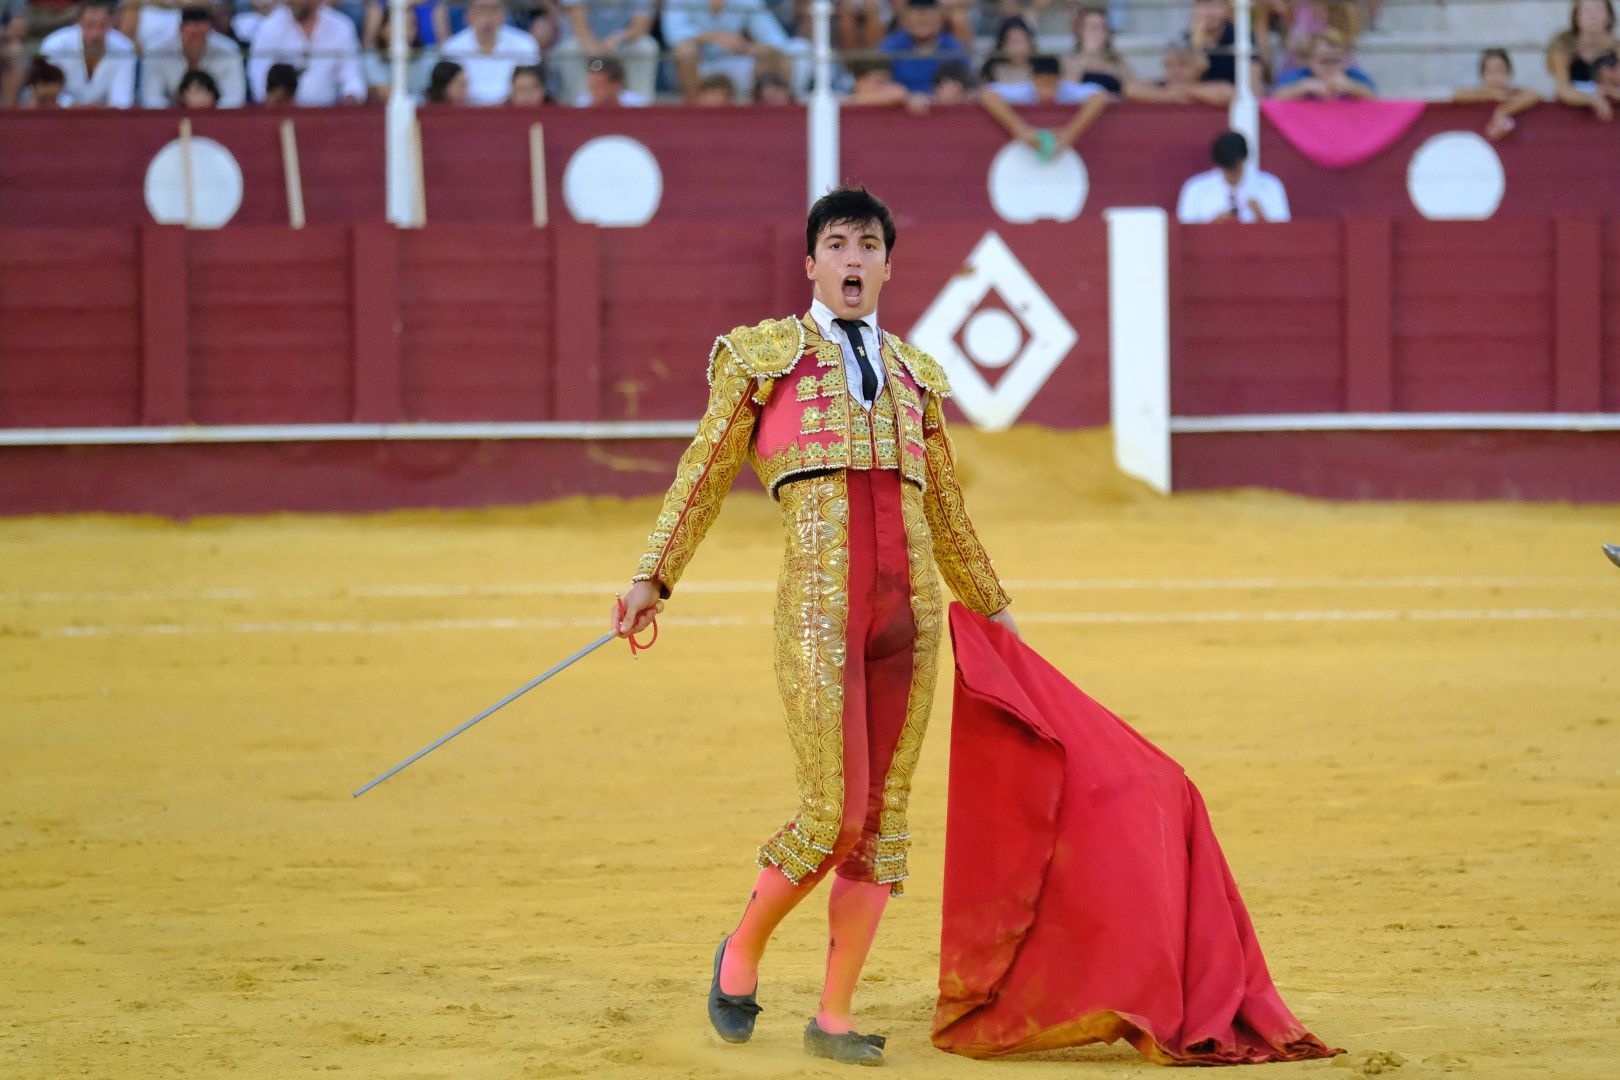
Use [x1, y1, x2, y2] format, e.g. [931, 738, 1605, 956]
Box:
[806, 219, 891, 321]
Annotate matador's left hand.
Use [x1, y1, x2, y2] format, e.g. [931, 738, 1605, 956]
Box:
[990, 606, 1020, 638]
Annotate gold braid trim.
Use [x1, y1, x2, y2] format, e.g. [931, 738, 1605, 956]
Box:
[757, 475, 850, 883]
[884, 334, 953, 399]
[921, 395, 1011, 617]
[631, 343, 760, 596]
[870, 482, 944, 896]
[710, 315, 806, 406]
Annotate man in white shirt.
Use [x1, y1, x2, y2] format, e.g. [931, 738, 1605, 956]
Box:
[141, 5, 246, 107]
[248, 0, 366, 105]
[1176, 130, 1292, 224]
[39, 0, 137, 107]
[440, 0, 539, 106]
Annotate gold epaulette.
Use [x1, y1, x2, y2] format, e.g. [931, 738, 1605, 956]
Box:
[884, 334, 953, 398]
[706, 315, 805, 403]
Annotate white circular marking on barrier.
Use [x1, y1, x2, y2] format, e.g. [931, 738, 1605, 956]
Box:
[1406, 131, 1505, 221]
[143, 137, 244, 229]
[562, 135, 663, 227]
[987, 142, 1088, 224]
[961, 308, 1024, 369]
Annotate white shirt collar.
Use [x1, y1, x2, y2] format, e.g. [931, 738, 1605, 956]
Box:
[810, 298, 879, 344]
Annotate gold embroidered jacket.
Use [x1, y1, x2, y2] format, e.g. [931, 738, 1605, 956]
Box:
[632, 314, 1011, 617]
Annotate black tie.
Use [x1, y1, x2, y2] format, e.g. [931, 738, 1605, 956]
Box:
[833, 318, 879, 403]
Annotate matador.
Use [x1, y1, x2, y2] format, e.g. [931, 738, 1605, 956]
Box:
[613, 187, 1017, 1066]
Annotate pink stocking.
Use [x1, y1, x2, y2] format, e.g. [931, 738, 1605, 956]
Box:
[815, 875, 890, 1033]
[719, 866, 820, 996]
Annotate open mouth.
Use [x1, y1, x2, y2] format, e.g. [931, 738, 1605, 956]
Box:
[841, 275, 864, 306]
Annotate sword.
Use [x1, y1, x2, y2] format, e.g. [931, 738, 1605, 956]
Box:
[353, 600, 658, 798]
[1606, 544, 1620, 569]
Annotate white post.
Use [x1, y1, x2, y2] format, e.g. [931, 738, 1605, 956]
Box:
[1105, 208, 1172, 495]
[385, 0, 419, 226]
[178, 117, 196, 229]
[280, 119, 306, 229]
[807, 0, 838, 205]
[1229, 0, 1259, 169]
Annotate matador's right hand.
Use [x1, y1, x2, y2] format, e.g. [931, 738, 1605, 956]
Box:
[614, 580, 664, 637]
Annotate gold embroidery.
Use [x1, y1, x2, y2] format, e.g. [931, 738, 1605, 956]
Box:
[921, 395, 1011, 617]
[819, 370, 844, 396]
[797, 375, 820, 401]
[871, 481, 942, 895]
[757, 475, 850, 884]
[801, 406, 825, 435]
[883, 332, 953, 397]
[632, 344, 760, 595]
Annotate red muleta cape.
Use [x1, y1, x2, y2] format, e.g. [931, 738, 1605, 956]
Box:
[933, 604, 1343, 1066]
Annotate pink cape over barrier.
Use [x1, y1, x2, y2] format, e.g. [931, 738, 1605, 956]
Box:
[932, 604, 1343, 1065]
[1262, 98, 1426, 169]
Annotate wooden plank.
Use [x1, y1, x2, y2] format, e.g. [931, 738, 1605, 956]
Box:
[139, 225, 190, 425]
[350, 224, 403, 423]
[1342, 218, 1393, 412]
[1553, 217, 1602, 412]
[552, 223, 602, 421]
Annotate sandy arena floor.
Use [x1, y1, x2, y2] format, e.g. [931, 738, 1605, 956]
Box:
[3, 429, 1618, 1080]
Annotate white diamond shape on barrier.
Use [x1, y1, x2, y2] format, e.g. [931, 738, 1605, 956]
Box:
[907, 231, 1077, 431]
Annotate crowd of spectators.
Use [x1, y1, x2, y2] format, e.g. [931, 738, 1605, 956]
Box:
[0, 0, 1616, 142]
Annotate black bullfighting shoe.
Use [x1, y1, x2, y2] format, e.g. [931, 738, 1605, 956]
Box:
[803, 1018, 886, 1065]
[707, 935, 761, 1044]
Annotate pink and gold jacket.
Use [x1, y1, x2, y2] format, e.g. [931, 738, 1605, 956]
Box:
[632, 313, 1011, 616]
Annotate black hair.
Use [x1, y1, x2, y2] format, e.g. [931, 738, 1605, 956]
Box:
[180, 5, 211, 22]
[1595, 50, 1619, 69]
[425, 59, 464, 103]
[805, 186, 896, 260]
[587, 56, 625, 82]
[512, 64, 543, 83]
[1478, 46, 1512, 74]
[81, 0, 115, 11]
[933, 60, 972, 88]
[907, 0, 940, 9]
[26, 55, 65, 85]
[1211, 130, 1248, 168]
[265, 62, 300, 96]
[178, 68, 220, 103]
[849, 56, 892, 80]
[1030, 54, 1061, 77]
[993, 15, 1034, 51]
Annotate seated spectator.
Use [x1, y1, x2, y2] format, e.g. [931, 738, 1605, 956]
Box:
[575, 54, 648, 105]
[1063, 5, 1130, 94]
[1280, 0, 1358, 70]
[509, 63, 545, 104]
[835, 0, 889, 50]
[694, 71, 737, 104]
[1186, 0, 1236, 83]
[363, 1, 436, 103]
[20, 55, 68, 106]
[932, 59, 973, 101]
[878, 0, 967, 94]
[982, 55, 1110, 159]
[120, 0, 182, 55]
[1272, 29, 1375, 98]
[176, 66, 219, 105]
[39, 0, 137, 107]
[528, 1, 562, 54]
[249, 0, 365, 104]
[550, 0, 657, 106]
[846, 55, 909, 105]
[987, 51, 1101, 103]
[753, 69, 794, 103]
[1547, 0, 1618, 120]
[262, 60, 299, 104]
[663, 0, 808, 103]
[141, 5, 246, 107]
[980, 15, 1034, 86]
[1126, 44, 1233, 104]
[1176, 130, 1290, 222]
[363, 0, 449, 53]
[423, 57, 467, 103]
[233, 0, 277, 45]
[1453, 48, 1540, 139]
[441, 0, 541, 105]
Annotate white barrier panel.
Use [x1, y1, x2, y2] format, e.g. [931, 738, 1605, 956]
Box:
[1105, 207, 1171, 494]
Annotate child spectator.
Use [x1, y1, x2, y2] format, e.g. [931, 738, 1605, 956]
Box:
[982, 55, 1110, 159]
[440, 0, 540, 105]
[141, 5, 246, 107]
[1127, 44, 1233, 104]
[575, 54, 648, 105]
[1063, 5, 1130, 94]
[39, 0, 138, 107]
[932, 59, 972, 102]
[753, 70, 794, 103]
[1272, 29, 1375, 98]
[1546, 0, 1618, 121]
[1176, 130, 1290, 222]
[21, 55, 68, 106]
[249, 0, 366, 104]
[694, 71, 737, 104]
[1280, 0, 1359, 71]
[261, 60, 299, 104]
[176, 66, 219, 106]
[363, 1, 437, 103]
[509, 63, 545, 104]
[663, 0, 807, 103]
[423, 57, 468, 103]
[1187, 0, 1236, 83]
[1453, 48, 1540, 139]
[878, 0, 967, 94]
[845, 55, 909, 105]
[980, 15, 1035, 87]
